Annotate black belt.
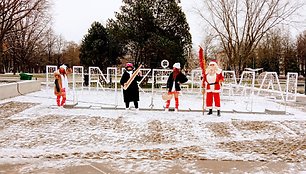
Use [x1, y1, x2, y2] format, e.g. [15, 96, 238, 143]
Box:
[208, 82, 217, 85]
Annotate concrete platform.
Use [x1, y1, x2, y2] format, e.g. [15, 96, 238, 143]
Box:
[58, 104, 292, 115]
[0, 80, 41, 100]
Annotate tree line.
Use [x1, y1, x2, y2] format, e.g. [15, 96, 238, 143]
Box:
[0, 0, 191, 73]
[0, 0, 80, 74]
[79, 0, 192, 70]
[0, 0, 305, 82]
[195, 0, 305, 77]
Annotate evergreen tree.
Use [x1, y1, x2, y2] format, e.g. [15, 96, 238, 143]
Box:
[80, 22, 118, 69]
[108, 0, 191, 68]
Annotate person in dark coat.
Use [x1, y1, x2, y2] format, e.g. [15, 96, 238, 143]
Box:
[165, 62, 188, 112]
[120, 63, 142, 110]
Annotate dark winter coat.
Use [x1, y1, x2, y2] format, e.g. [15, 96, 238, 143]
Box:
[120, 70, 142, 102]
[166, 72, 188, 92]
[54, 73, 62, 96]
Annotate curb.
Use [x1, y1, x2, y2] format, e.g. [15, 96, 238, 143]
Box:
[55, 105, 292, 115]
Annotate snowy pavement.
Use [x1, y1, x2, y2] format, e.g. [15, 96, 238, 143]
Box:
[0, 89, 305, 173]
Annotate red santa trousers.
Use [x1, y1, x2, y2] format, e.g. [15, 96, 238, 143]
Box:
[206, 92, 220, 110]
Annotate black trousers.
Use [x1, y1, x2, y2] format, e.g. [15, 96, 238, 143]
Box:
[125, 101, 138, 109]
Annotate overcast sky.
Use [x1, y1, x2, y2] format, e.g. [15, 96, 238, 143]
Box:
[52, 0, 306, 46]
[52, 0, 203, 45]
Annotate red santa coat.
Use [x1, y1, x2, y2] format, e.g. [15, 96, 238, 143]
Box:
[204, 68, 224, 109]
[204, 68, 224, 93]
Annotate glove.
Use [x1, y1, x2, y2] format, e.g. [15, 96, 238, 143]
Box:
[202, 89, 206, 95]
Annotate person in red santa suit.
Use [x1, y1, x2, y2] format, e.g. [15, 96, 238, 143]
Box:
[204, 60, 224, 116]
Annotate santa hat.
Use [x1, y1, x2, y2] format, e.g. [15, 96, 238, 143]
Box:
[173, 62, 181, 69]
[209, 60, 218, 66]
[60, 64, 67, 70]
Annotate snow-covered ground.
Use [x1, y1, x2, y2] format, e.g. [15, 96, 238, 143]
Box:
[0, 89, 305, 173]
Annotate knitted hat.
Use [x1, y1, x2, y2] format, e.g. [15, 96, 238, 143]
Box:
[173, 62, 181, 69]
[126, 63, 133, 68]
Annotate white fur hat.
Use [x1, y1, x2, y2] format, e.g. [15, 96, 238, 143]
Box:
[173, 62, 181, 69]
[60, 64, 67, 70]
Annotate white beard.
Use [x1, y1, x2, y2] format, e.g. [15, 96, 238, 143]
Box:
[206, 66, 222, 75]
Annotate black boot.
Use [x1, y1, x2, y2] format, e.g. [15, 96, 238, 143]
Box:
[217, 110, 221, 116]
[208, 109, 212, 115]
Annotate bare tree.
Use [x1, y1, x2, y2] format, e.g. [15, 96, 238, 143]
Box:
[199, 28, 220, 59]
[54, 35, 66, 66]
[281, 33, 298, 75]
[297, 31, 306, 76]
[4, 0, 51, 73]
[62, 41, 80, 67]
[297, 30, 306, 94]
[196, 0, 304, 73]
[256, 29, 283, 73]
[0, 0, 49, 73]
[44, 28, 57, 64]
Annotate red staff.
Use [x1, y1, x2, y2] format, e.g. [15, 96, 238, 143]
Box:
[199, 46, 206, 115]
